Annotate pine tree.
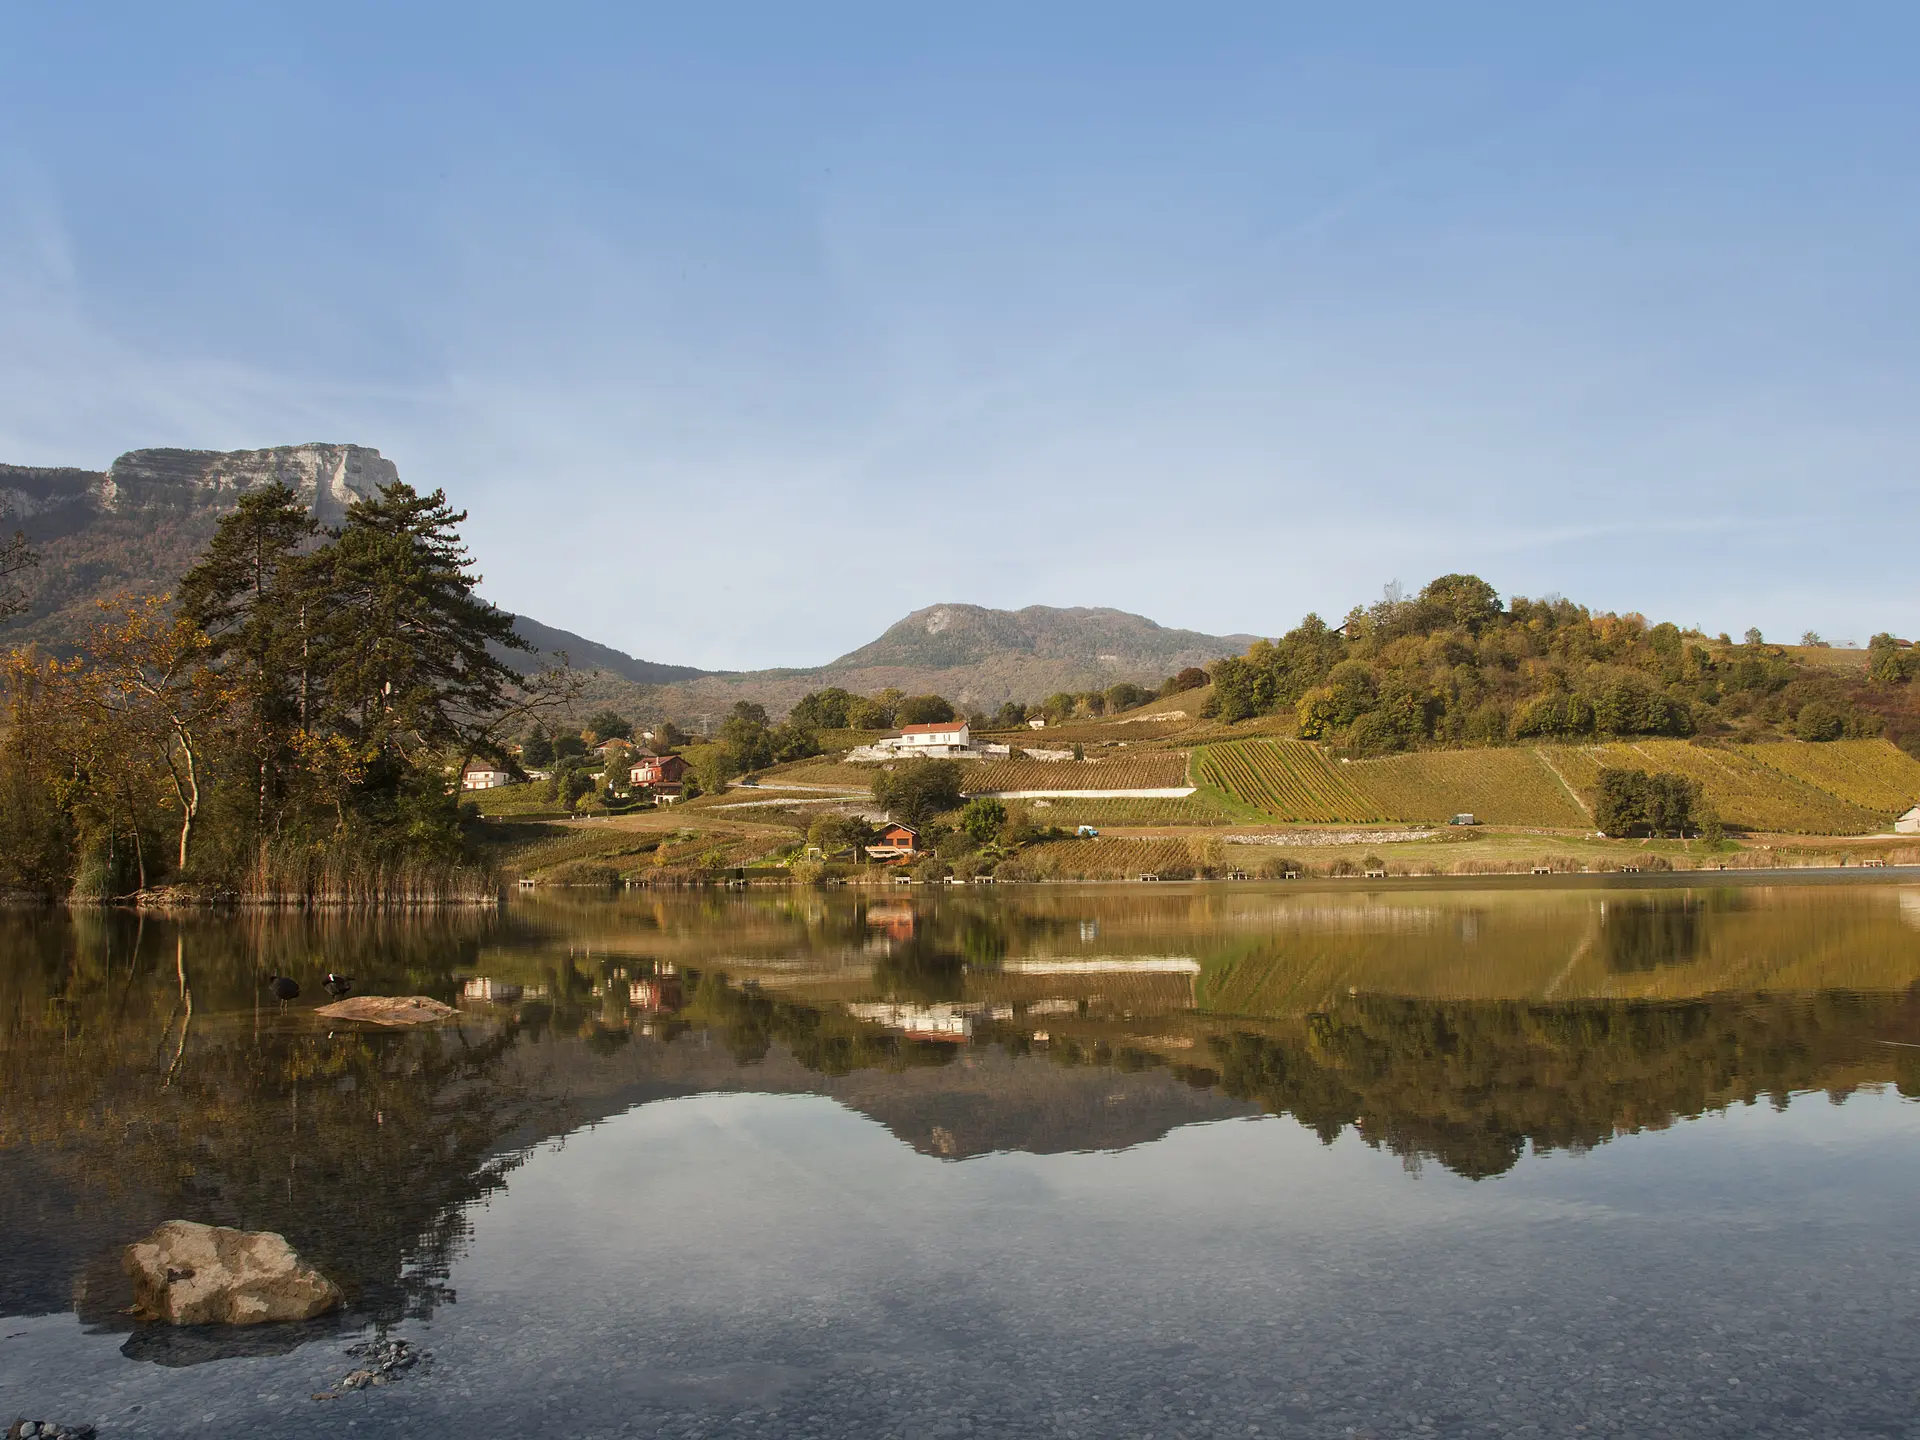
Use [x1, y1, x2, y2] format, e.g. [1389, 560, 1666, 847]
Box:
[179, 483, 320, 829]
[310, 483, 531, 777]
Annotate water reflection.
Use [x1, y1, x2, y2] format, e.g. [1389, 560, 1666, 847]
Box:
[3, 882, 1920, 1360]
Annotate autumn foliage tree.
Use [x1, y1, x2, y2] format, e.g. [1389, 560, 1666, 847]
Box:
[0, 480, 576, 898]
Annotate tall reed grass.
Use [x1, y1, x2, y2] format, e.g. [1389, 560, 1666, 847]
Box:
[241, 836, 498, 906]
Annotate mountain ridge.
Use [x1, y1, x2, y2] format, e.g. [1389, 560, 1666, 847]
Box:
[1, 444, 1254, 715]
[830, 602, 1256, 674]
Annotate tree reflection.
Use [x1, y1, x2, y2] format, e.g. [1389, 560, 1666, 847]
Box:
[1202, 990, 1902, 1179]
[5, 892, 1917, 1355]
[1598, 893, 1742, 973]
[0, 910, 560, 1349]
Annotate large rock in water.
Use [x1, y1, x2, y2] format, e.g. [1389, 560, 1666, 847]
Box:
[123, 1221, 342, 1326]
[313, 994, 457, 1026]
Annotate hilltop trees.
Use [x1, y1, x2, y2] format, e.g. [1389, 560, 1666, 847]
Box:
[1204, 574, 1883, 754]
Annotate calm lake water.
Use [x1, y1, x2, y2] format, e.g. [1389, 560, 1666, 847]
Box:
[4, 877, 1919, 1439]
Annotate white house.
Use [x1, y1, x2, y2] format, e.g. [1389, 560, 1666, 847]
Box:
[1896, 805, 1920, 835]
[844, 721, 1017, 763]
[460, 763, 514, 791]
[875, 721, 972, 757]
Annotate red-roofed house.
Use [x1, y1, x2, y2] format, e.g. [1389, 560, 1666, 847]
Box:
[630, 752, 689, 789]
[865, 823, 921, 862]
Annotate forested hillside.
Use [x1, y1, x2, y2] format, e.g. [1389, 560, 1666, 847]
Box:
[1206, 573, 1920, 755]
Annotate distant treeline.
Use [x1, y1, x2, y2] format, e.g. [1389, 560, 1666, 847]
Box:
[1203, 573, 1908, 756]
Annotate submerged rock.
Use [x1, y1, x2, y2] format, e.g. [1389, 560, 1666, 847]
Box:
[313, 995, 457, 1026]
[313, 1337, 430, 1399]
[123, 1220, 342, 1326]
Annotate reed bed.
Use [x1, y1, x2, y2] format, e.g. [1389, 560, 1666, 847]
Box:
[239, 838, 498, 907]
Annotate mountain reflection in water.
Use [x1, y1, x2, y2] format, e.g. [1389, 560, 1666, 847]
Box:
[3, 881, 1919, 1361]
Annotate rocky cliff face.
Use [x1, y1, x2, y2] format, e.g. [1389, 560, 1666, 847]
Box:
[93, 444, 396, 523]
[0, 444, 395, 536]
[0, 444, 400, 651]
[0, 442, 713, 684]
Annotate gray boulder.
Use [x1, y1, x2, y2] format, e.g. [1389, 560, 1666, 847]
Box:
[123, 1221, 342, 1326]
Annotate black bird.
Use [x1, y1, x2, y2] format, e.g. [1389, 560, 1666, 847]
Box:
[265, 974, 300, 1006]
[324, 972, 354, 999]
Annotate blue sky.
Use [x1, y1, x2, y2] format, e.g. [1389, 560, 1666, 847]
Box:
[2, 4, 1915, 669]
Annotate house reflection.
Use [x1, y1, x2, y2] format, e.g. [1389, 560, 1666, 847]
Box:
[462, 976, 532, 1004]
[629, 972, 684, 1013]
[865, 902, 916, 942]
[844, 1001, 983, 1041]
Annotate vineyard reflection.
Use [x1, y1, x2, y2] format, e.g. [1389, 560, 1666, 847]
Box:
[4, 882, 1919, 1353]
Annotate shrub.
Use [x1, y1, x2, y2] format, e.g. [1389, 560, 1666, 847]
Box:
[1345, 710, 1405, 756]
[1794, 701, 1845, 742]
[550, 861, 620, 886]
[960, 797, 1008, 845]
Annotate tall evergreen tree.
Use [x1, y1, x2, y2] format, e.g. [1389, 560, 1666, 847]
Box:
[179, 483, 320, 828]
[311, 483, 531, 776]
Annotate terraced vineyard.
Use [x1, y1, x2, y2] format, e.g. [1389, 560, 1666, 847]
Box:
[1011, 837, 1209, 879]
[1021, 796, 1233, 826]
[750, 759, 881, 791]
[1195, 740, 1381, 822]
[1345, 748, 1590, 827]
[985, 717, 1196, 743]
[1731, 739, 1920, 815]
[1542, 742, 1883, 835]
[962, 753, 1192, 793]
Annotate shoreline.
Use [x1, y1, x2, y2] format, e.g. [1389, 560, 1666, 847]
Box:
[12, 860, 1919, 910]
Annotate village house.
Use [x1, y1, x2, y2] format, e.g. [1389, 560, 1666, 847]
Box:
[864, 823, 921, 862]
[845, 720, 1014, 763]
[862, 720, 973, 757]
[625, 751, 688, 804]
[460, 762, 513, 790]
[629, 752, 688, 788]
[1896, 804, 1920, 835]
[898, 720, 969, 753]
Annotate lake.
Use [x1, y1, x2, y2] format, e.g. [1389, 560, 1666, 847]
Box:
[4, 877, 1919, 1438]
